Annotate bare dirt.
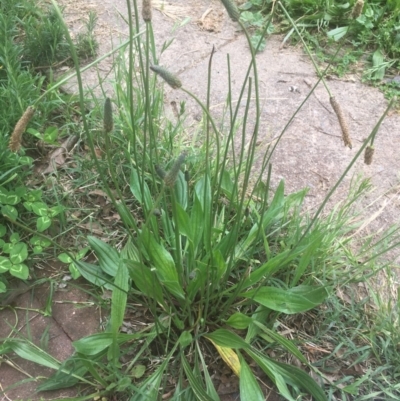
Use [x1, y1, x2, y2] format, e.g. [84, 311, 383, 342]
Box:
[1, 0, 399, 400]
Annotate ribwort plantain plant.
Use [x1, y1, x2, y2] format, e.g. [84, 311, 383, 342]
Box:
[2, 1, 400, 400]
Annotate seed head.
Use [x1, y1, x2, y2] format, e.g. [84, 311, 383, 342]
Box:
[364, 145, 374, 165]
[330, 96, 352, 149]
[220, 0, 240, 22]
[164, 152, 187, 187]
[351, 0, 364, 19]
[150, 65, 182, 89]
[142, 0, 152, 22]
[9, 106, 35, 152]
[155, 165, 166, 179]
[103, 98, 113, 133]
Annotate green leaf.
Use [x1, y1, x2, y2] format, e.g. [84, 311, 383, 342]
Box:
[0, 256, 12, 273]
[2, 193, 20, 205]
[129, 168, 153, 211]
[174, 171, 188, 209]
[10, 263, 29, 279]
[204, 329, 250, 349]
[110, 261, 129, 334]
[239, 354, 264, 401]
[327, 26, 349, 41]
[242, 286, 328, 314]
[226, 313, 253, 330]
[75, 261, 111, 288]
[191, 193, 204, 250]
[88, 236, 119, 276]
[254, 322, 307, 364]
[10, 242, 28, 264]
[31, 201, 49, 216]
[141, 227, 185, 300]
[181, 355, 216, 401]
[73, 332, 144, 355]
[175, 202, 193, 241]
[179, 331, 193, 349]
[0, 224, 6, 237]
[49, 205, 64, 217]
[10, 232, 20, 243]
[37, 216, 51, 232]
[131, 364, 146, 379]
[69, 263, 81, 279]
[58, 253, 72, 264]
[125, 260, 164, 304]
[249, 349, 328, 401]
[0, 281, 6, 293]
[372, 48, 385, 80]
[1, 205, 18, 221]
[7, 339, 60, 370]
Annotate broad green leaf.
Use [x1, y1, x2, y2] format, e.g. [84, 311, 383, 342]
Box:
[75, 261, 111, 288]
[191, 193, 204, 250]
[0, 281, 6, 293]
[23, 189, 42, 202]
[292, 235, 323, 286]
[179, 331, 193, 349]
[69, 263, 81, 279]
[31, 201, 49, 216]
[131, 364, 146, 379]
[10, 242, 28, 264]
[181, 355, 216, 401]
[372, 48, 385, 80]
[212, 249, 227, 282]
[327, 26, 349, 41]
[242, 249, 298, 289]
[204, 329, 249, 349]
[174, 171, 188, 209]
[0, 224, 6, 237]
[10, 263, 29, 279]
[73, 332, 144, 355]
[58, 253, 72, 264]
[226, 313, 253, 330]
[125, 260, 164, 304]
[88, 236, 119, 276]
[248, 349, 328, 401]
[141, 227, 185, 300]
[1, 205, 18, 221]
[239, 354, 264, 401]
[130, 168, 153, 211]
[8, 340, 60, 370]
[110, 261, 129, 364]
[3, 193, 20, 205]
[49, 205, 64, 217]
[242, 286, 328, 314]
[175, 202, 193, 241]
[195, 175, 211, 251]
[37, 216, 51, 232]
[0, 256, 12, 272]
[220, 169, 234, 196]
[111, 261, 129, 330]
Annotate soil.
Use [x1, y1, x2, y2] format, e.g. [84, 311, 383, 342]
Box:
[1, 0, 399, 400]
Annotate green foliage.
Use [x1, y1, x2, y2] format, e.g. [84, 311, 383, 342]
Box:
[0, 0, 399, 400]
[0, 184, 58, 284]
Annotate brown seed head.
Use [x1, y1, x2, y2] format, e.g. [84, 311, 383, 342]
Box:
[142, 0, 152, 22]
[220, 0, 240, 22]
[8, 106, 35, 152]
[150, 65, 182, 89]
[351, 0, 364, 19]
[103, 98, 113, 134]
[164, 152, 187, 187]
[330, 96, 352, 149]
[364, 145, 375, 165]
